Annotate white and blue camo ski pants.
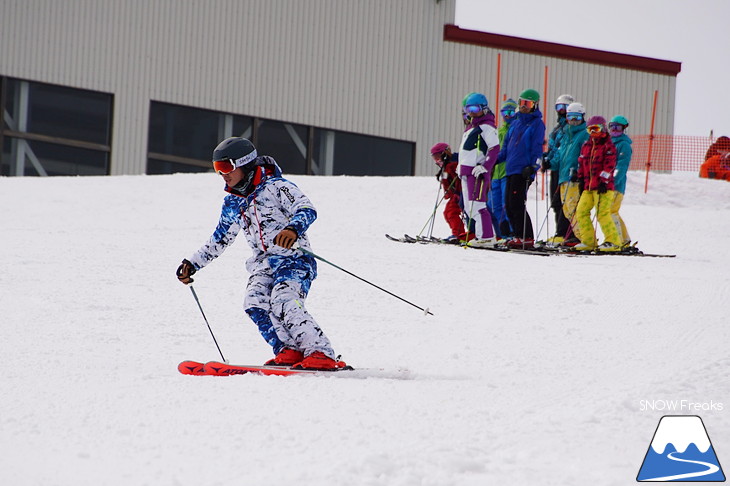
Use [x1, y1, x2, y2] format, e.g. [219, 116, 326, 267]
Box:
[244, 255, 335, 359]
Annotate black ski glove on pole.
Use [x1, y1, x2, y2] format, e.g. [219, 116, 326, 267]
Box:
[176, 259, 196, 284]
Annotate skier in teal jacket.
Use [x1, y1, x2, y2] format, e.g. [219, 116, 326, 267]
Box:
[552, 102, 589, 244]
[609, 115, 633, 245]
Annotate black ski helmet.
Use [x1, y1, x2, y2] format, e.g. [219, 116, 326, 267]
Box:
[212, 137, 258, 169]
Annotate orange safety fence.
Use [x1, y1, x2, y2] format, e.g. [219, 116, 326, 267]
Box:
[630, 135, 719, 173]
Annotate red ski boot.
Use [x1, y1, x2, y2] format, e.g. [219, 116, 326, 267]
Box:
[264, 348, 304, 366]
[292, 352, 349, 371]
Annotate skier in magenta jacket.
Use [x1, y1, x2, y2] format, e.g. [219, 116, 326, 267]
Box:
[574, 117, 622, 252]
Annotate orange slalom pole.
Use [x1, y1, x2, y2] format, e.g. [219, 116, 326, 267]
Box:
[495, 53, 502, 124]
[541, 65, 549, 200]
[644, 90, 659, 194]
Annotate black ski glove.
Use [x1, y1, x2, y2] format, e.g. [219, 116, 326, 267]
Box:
[569, 169, 578, 183]
[176, 259, 196, 284]
[541, 159, 551, 171]
[597, 182, 608, 194]
[521, 166, 535, 179]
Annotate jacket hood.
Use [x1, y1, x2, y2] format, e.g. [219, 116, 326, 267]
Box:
[611, 133, 633, 145]
[466, 110, 496, 131]
[517, 108, 543, 122]
[568, 121, 586, 133]
[224, 156, 283, 197]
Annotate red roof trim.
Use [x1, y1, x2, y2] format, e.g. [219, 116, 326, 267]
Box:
[444, 24, 681, 76]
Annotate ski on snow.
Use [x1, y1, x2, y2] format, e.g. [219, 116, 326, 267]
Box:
[179, 360, 351, 376]
[384, 234, 675, 258]
[178, 360, 412, 379]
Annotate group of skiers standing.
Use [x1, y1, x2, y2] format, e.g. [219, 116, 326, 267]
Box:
[431, 90, 634, 252]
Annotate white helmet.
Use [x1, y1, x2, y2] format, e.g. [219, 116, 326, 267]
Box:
[566, 102, 586, 115]
[556, 94, 575, 105]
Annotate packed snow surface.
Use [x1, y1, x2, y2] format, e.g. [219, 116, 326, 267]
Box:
[2, 171, 729, 485]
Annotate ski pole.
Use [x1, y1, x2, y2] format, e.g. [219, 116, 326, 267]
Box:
[188, 285, 227, 363]
[535, 175, 560, 240]
[464, 177, 484, 244]
[426, 179, 442, 238]
[419, 174, 458, 238]
[299, 248, 434, 316]
[419, 183, 442, 238]
[521, 175, 530, 246]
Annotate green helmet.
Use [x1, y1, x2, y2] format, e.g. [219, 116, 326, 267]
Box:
[610, 115, 629, 127]
[519, 89, 540, 103]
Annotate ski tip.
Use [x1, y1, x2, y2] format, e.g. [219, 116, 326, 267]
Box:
[178, 360, 206, 375]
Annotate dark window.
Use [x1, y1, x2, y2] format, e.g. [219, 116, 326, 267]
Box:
[256, 119, 308, 175]
[147, 157, 211, 175]
[25, 83, 111, 144]
[146, 101, 414, 176]
[312, 129, 413, 176]
[147, 101, 253, 172]
[0, 77, 113, 176]
[2, 137, 108, 176]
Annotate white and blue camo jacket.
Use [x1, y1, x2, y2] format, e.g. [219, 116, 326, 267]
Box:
[188, 167, 317, 276]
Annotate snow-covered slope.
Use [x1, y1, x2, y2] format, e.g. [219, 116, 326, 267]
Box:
[1, 171, 728, 485]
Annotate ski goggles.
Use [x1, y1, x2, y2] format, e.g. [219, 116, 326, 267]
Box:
[608, 123, 625, 131]
[464, 104, 484, 114]
[587, 124, 603, 134]
[213, 159, 237, 175]
[555, 103, 569, 111]
[519, 99, 536, 109]
[566, 114, 584, 121]
[500, 109, 516, 118]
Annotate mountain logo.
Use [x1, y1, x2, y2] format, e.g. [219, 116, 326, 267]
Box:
[637, 415, 725, 482]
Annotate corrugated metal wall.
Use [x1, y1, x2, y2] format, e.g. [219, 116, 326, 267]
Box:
[0, 0, 675, 176]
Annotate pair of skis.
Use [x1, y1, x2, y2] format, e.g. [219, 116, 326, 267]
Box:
[179, 360, 353, 377]
[385, 233, 676, 258]
[179, 360, 413, 380]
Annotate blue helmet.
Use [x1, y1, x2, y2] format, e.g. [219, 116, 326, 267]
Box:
[463, 92, 488, 108]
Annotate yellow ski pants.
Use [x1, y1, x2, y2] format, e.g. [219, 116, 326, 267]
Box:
[576, 190, 621, 248]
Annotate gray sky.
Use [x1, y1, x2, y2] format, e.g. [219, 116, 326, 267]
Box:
[454, 0, 729, 137]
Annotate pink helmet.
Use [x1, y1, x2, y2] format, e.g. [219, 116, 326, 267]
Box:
[430, 142, 450, 156]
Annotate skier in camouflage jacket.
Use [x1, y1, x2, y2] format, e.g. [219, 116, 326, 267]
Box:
[176, 137, 345, 370]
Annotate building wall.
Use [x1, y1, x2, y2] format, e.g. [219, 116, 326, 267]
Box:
[440, 40, 676, 139]
[0, 0, 677, 176]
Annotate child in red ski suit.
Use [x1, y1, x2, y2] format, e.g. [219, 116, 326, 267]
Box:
[574, 116, 622, 251]
[430, 143, 465, 241]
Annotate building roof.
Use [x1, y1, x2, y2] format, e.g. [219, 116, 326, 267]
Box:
[444, 25, 681, 76]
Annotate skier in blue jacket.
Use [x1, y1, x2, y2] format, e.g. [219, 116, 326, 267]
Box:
[497, 89, 545, 249]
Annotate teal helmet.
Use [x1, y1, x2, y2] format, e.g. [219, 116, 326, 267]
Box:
[610, 115, 629, 127]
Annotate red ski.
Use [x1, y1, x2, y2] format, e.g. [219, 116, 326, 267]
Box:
[178, 360, 206, 375]
[178, 360, 353, 377]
